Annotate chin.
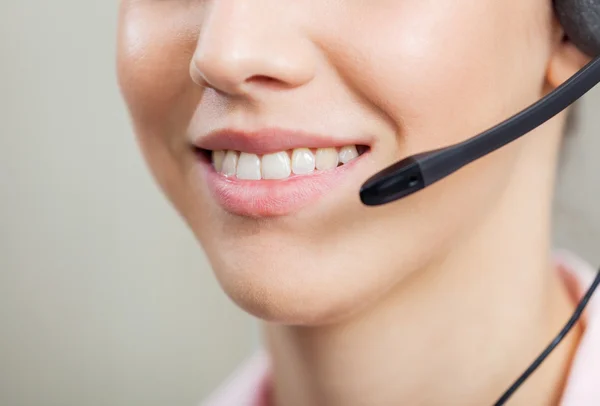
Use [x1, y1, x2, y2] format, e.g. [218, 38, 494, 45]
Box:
[202, 239, 405, 326]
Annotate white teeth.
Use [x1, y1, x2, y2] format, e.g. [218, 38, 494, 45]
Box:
[221, 150, 239, 177]
[338, 145, 359, 164]
[292, 148, 316, 175]
[315, 148, 339, 170]
[212, 150, 225, 172]
[237, 153, 262, 180]
[214, 145, 364, 179]
[262, 152, 291, 180]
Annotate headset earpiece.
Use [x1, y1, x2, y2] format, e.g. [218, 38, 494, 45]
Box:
[555, 0, 600, 57]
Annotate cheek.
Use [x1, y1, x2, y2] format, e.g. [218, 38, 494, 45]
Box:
[116, 3, 200, 147]
[328, 1, 547, 152]
[116, 2, 207, 213]
[317, 0, 549, 237]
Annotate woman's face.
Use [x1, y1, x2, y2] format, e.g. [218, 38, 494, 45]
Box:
[117, 0, 558, 324]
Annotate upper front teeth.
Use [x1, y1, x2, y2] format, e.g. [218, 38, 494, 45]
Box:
[211, 146, 362, 179]
[237, 152, 262, 180]
[291, 148, 316, 175]
[262, 152, 291, 179]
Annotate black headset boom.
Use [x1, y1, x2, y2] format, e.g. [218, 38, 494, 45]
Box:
[556, 0, 600, 56]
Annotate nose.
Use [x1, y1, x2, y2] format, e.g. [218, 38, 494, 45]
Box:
[190, 2, 316, 96]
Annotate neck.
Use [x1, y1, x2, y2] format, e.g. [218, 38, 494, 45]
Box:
[263, 126, 582, 406]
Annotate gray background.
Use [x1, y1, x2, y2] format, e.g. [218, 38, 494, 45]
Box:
[1, 1, 598, 406]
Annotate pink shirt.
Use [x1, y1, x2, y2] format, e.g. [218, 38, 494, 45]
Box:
[202, 249, 600, 406]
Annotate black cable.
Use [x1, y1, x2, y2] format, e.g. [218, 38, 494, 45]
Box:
[493, 267, 600, 405]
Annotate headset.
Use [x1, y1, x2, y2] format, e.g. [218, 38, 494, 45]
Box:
[359, 0, 600, 404]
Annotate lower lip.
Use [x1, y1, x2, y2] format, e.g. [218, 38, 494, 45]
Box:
[196, 153, 368, 217]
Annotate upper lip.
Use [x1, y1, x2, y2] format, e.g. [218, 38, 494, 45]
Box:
[192, 127, 372, 155]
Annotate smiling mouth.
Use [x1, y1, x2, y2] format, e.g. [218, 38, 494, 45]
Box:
[194, 144, 370, 181]
[191, 128, 373, 217]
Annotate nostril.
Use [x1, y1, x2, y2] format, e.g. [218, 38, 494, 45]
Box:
[245, 74, 289, 89]
[247, 75, 276, 83]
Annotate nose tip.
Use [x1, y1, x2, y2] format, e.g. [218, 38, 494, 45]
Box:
[190, 45, 316, 96]
[189, 9, 316, 97]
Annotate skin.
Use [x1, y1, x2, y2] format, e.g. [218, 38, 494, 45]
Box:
[117, 1, 591, 405]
